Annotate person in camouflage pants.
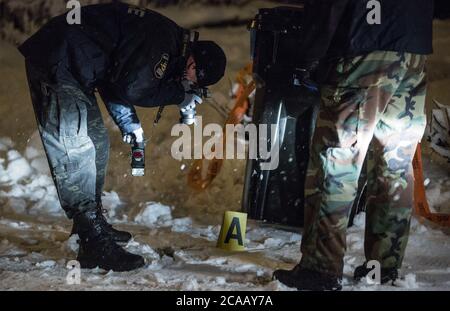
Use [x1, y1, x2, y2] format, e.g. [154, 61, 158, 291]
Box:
[272, 0, 434, 291]
[24, 58, 149, 272]
[300, 51, 427, 279]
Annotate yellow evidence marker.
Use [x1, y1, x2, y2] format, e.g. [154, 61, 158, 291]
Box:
[217, 211, 248, 251]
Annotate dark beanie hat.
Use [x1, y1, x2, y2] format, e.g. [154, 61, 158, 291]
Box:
[193, 41, 227, 87]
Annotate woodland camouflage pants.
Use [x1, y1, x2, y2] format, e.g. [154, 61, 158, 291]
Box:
[300, 51, 428, 277]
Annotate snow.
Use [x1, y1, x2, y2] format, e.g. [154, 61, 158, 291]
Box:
[0, 133, 62, 217]
[0, 137, 14, 151]
[1, 105, 449, 289]
[0, 191, 449, 291]
[36, 260, 56, 269]
[6, 150, 33, 182]
[0, 2, 449, 291]
[134, 202, 173, 227]
[395, 274, 420, 289]
[422, 156, 450, 214]
[101, 191, 123, 220]
[62, 235, 80, 255]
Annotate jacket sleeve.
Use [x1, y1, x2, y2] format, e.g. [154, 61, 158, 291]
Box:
[300, 0, 350, 61]
[97, 84, 142, 135]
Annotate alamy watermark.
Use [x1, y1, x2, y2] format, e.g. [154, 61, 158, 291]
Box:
[367, 0, 381, 25]
[66, 0, 81, 25]
[66, 260, 81, 285]
[365, 260, 381, 285]
[171, 117, 280, 171]
[66, 2, 148, 25]
[66, 1, 381, 26]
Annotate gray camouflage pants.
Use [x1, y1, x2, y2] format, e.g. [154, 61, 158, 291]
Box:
[25, 61, 110, 219]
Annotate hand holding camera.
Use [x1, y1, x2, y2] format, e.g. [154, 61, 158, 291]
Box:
[179, 80, 203, 125]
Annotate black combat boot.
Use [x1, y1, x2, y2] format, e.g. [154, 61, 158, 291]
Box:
[273, 265, 342, 291]
[71, 203, 132, 243]
[354, 262, 399, 284]
[73, 209, 145, 272]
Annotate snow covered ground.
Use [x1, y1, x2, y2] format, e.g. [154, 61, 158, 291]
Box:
[0, 135, 449, 291]
[0, 1, 450, 291]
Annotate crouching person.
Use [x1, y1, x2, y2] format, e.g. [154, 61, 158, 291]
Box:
[20, 3, 226, 271]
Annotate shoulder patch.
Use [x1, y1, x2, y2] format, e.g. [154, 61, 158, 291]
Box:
[154, 53, 170, 80]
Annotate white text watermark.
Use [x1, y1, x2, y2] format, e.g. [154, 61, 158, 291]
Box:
[171, 117, 280, 170]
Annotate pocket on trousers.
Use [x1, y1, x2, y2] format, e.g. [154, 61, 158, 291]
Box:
[320, 86, 365, 148]
[52, 142, 97, 208]
[56, 86, 89, 138]
[34, 82, 60, 134]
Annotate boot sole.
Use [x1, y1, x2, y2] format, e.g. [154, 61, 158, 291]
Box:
[273, 272, 342, 291]
[115, 237, 132, 244]
[77, 257, 145, 272]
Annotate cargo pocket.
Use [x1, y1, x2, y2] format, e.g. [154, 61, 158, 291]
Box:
[318, 86, 365, 207]
[54, 85, 96, 177]
[52, 152, 97, 211]
[33, 81, 60, 135]
[320, 85, 365, 149]
[56, 85, 89, 138]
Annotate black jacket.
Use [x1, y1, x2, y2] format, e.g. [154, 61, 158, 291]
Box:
[19, 3, 187, 109]
[434, 0, 450, 20]
[300, 0, 435, 61]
